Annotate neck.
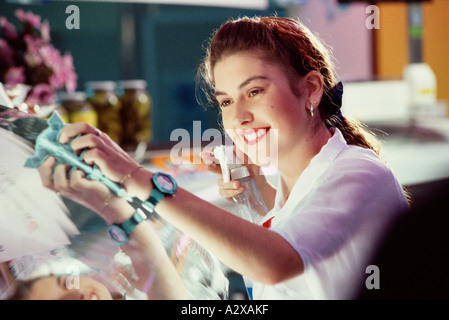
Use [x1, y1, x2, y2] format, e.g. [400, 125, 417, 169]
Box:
[278, 121, 332, 198]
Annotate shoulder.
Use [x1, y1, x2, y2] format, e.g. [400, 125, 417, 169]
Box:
[332, 145, 392, 179]
[320, 144, 405, 203]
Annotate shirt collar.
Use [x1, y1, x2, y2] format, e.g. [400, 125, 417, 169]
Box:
[274, 127, 348, 211]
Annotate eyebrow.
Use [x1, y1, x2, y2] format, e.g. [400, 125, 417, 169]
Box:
[214, 75, 269, 97]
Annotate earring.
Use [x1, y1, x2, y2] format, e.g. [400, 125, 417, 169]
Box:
[310, 103, 314, 117]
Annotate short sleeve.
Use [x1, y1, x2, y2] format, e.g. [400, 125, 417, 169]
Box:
[271, 150, 408, 299]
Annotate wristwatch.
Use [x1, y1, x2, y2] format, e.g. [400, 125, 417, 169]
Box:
[107, 208, 147, 245]
[145, 172, 177, 212]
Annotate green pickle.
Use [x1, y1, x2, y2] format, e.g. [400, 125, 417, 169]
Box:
[118, 80, 152, 147]
[57, 91, 97, 127]
[86, 81, 123, 144]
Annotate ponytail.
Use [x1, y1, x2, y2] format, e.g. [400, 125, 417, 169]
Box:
[321, 81, 382, 156]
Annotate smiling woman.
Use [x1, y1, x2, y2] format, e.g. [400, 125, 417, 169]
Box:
[33, 15, 410, 300]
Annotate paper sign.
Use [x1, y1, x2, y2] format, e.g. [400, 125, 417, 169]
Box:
[0, 129, 79, 262]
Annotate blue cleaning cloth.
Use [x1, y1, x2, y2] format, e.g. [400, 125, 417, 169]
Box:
[24, 112, 128, 198]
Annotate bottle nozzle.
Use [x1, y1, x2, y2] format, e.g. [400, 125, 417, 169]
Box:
[230, 166, 250, 180]
[213, 145, 241, 183]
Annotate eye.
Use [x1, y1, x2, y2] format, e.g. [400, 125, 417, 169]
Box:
[248, 88, 263, 97]
[219, 99, 233, 108]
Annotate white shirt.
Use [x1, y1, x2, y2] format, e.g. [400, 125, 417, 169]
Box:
[253, 128, 409, 300]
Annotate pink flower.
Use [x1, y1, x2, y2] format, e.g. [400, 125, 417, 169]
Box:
[4, 66, 26, 85]
[0, 10, 78, 107]
[26, 83, 54, 106]
[0, 38, 14, 64]
[0, 17, 17, 40]
[39, 43, 60, 65]
[48, 52, 77, 92]
[40, 20, 51, 43]
[15, 9, 41, 29]
[24, 34, 44, 66]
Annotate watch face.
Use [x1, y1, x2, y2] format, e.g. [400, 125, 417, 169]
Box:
[107, 225, 128, 245]
[154, 173, 176, 194]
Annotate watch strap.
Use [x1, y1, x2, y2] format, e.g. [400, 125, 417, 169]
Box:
[107, 208, 147, 246]
[146, 188, 165, 209]
[120, 208, 147, 236]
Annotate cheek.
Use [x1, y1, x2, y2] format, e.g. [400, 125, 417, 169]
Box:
[222, 113, 237, 139]
[220, 112, 232, 131]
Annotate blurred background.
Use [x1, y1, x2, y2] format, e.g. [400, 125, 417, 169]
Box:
[1, 0, 449, 299]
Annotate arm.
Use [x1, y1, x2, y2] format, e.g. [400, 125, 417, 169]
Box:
[102, 197, 187, 299]
[38, 157, 187, 300]
[154, 187, 303, 285]
[57, 123, 304, 285]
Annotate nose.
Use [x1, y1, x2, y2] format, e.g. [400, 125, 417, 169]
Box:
[232, 98, 253, 127]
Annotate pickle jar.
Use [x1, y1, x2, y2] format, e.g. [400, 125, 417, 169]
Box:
[118, 80, 152, 147]
[85, 81, 122, 144]
[58, 91, 98, 127]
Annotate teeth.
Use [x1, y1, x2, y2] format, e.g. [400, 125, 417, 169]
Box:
[246, 132, 257, 141]
[90, 294, 98, 300]
[244, 129, 267, 142]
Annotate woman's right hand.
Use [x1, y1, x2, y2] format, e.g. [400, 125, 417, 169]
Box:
[200, 148, 263, 202]
[201, 147, 275, 209]
[200, 150, 242, 202]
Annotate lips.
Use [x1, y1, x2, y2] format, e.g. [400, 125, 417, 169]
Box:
[240, 127, 270, 146]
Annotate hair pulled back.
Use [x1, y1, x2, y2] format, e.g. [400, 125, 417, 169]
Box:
[197, 16, 381, 155]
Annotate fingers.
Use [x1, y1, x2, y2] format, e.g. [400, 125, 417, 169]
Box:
[58, 123, 113, 173]
[205, 162, 223, 175]
[217, 177, 244, 199]
[200, 150, 222, 174]
[80, 145, 109, 166]
[70, 133, 104, 153]
[39, 156, 86, 194]
[58, 122, 98, 144]
[68, 169, 87, 191]
[39, 158, 73, 195]
[53, 163, 71, 193]
[39, 156, 57, 191]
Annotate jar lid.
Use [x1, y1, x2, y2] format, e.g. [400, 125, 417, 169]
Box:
[118, 80, 147, 90]
[85, 81, 117, 91]
[230, 166, 250, 180]
[58, 91, 87, 102]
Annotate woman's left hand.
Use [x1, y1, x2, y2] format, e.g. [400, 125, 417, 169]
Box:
[58, 122, 141, 187]
[38, 155, 110, 214]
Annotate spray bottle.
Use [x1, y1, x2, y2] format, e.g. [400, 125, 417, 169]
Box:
[214, 145, 269, 299]
[214, 145, 268, 223]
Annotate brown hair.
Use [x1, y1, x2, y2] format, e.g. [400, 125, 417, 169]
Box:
[197, 16, 382, 155]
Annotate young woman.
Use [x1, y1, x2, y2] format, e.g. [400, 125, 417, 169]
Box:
[37, 16, 409, 299]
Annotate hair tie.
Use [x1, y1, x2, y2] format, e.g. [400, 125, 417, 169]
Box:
[331, 81, 344, 109]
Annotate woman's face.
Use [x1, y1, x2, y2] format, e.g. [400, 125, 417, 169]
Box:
[27, 275, 113, 300]
[213, 50, 309, 167]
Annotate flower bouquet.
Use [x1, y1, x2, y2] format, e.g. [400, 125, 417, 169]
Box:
[0, 9, 77, 115]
